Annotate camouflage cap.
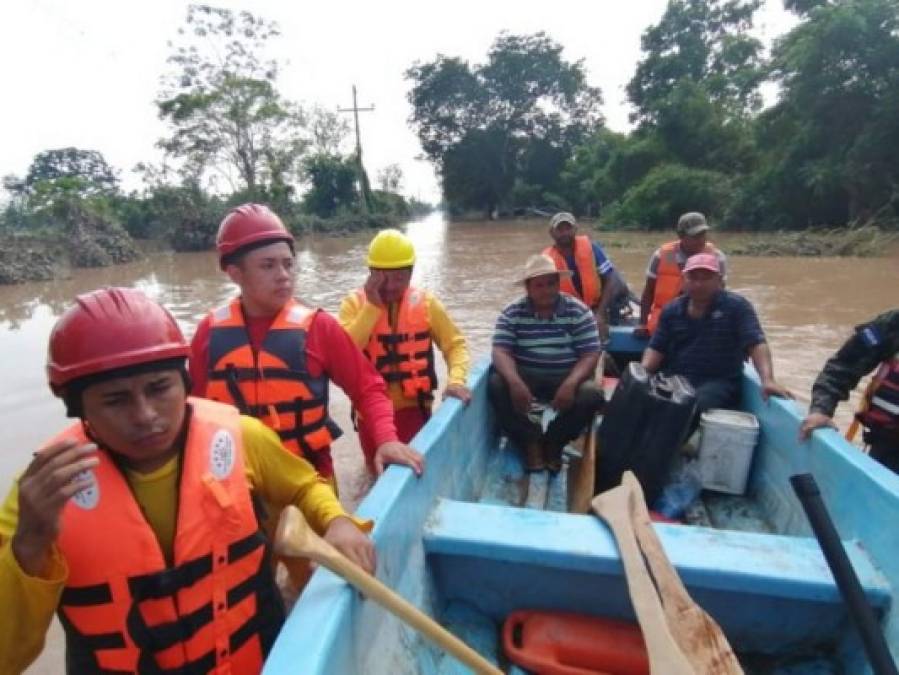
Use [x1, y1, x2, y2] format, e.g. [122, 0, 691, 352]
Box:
[676, 212, 709, 237]
[549, 212, 577, 231]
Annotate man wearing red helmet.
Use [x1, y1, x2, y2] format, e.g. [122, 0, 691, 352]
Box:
[189, 203, 423, 479]
[0, 288, 375, 673]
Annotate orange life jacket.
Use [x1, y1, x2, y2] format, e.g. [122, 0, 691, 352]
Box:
[359, 287, 436, 405]
[647, 241, 718, 333]
[206, 298, 341, 472]
[54, 397, 283, 674]
[858, 352, 899, 433]
[543, 236, 602, 308]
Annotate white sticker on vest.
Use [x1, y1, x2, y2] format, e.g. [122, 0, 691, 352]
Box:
[71, 470, 99, 510]
[210, 429, 236, 479]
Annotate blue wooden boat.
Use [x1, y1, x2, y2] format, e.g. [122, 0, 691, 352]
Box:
[263, 328, 899, 674]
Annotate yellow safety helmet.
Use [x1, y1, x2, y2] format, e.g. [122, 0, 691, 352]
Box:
[367, 229, 416, 269]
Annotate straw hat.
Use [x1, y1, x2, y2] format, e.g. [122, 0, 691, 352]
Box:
[514, 254, 572, 284]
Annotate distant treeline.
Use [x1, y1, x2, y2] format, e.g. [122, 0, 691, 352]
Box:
[0, 5, 430, 256]
[407, 0, 899, 231]
[3, 0, 896, 250]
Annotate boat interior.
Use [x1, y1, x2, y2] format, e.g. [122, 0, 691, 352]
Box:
[263, 329, 899, 675]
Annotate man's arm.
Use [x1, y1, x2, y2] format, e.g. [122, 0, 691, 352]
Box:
[337, 289, 382, 350]
[641, 347, 664, 374]
[310, 312, 423, 475]
[595, 270, 621, 331]
[810, 321, 896, 417]
[241, 416, 376, 573]
[427, 294, 471, 402]
[188, 315, 211, 397]
[639, 278, 655, 327]
[748, 342, 792, 400]
[566, 351, 600, 389]
[0, 441, 101, 673]
[492, 346, 534, 415]
[639, 250, 661, 327]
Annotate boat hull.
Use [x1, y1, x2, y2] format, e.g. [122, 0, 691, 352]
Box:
[264, 329, 899, 674]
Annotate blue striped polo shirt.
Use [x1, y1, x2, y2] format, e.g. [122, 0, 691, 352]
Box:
[493, 294, 601, 375]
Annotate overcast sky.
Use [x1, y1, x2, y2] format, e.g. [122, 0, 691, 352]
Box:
[0, 0, 797, 203]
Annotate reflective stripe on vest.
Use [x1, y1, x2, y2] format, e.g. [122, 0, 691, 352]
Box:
[55, 398, 283, 674]
[359, 287, 436, 403]
[206, 298, 341, 468]
[860, 352, 899, 432]
[543, 236, 602, 308]
[647, 241, 717, 333]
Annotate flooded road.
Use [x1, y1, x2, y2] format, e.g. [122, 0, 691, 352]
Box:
[2, 214, 895, 672]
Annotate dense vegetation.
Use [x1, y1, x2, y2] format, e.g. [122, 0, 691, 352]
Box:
[0, 4, 428, 273]
[1, 0, 896, 283]
[408, 0, 899, 230]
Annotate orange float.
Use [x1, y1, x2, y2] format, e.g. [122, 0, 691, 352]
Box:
[503, 610, 650, 675]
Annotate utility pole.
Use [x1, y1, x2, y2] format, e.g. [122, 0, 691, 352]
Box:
[338, 85, 375, 213]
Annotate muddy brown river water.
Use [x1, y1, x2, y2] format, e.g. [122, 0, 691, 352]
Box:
[2, 214, 894, 672]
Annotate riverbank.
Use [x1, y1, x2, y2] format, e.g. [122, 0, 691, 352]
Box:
[0, 211, 403, 285]
[596, 224, 898, 257]
[1, 215, 895, 285]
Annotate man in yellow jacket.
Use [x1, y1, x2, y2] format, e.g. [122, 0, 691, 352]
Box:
[0, 288, 374, 674]
[339, 229, 471, 463]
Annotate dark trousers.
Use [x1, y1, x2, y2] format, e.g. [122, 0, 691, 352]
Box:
[687, 377, 741, 433]
[488, 368, 604, 451]
[693, 378, 740, 414]
[864, 429, 899, 474]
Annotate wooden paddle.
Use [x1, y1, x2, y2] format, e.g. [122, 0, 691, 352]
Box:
[570, 351, 605, 513]
[274, 506, 502, 675]
[592, 485, 695, 674]
[622, 472, 744, 674]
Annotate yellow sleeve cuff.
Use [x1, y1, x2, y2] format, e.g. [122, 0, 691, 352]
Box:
[1, 540, 68, 585]
[322, 513, 374, 534]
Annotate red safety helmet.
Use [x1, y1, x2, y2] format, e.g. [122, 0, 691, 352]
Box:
[47, 287, 190, 395]
[216, 203, 294, 269]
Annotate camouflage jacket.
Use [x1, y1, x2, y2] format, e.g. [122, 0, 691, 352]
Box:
[810, 309, 899, 417]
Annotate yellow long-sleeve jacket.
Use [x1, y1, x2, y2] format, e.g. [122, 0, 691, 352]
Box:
[0, 415, 367, 674]
[338, 288, 470, 410]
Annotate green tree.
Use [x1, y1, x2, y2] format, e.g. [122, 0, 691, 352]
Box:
[2, 148, 123, 223]
[157, 5, 308, 194]
[301, 154, 359, 218]
[757, 0, 899, 226]
[21, 148, 119, 195]
[406, 32, 603, 215]
[308, 105, 351, 155]
[607, 163, 731, 230]
[627, 0, 764, 124]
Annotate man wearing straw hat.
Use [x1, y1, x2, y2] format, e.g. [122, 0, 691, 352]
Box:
[489, 254, 604, 472]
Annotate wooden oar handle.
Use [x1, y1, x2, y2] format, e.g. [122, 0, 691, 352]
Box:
[316, 546, 502, 675]
[593, 488, 695, 675]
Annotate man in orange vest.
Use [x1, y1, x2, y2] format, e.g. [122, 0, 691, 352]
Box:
[800, 309, 899, 472]
[339, 229, 471, 463]
[0, 288, 374, 673]
[636, 211, 727, 337]
[189, 204, 423, 480]
[543, 212, 622, 340]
